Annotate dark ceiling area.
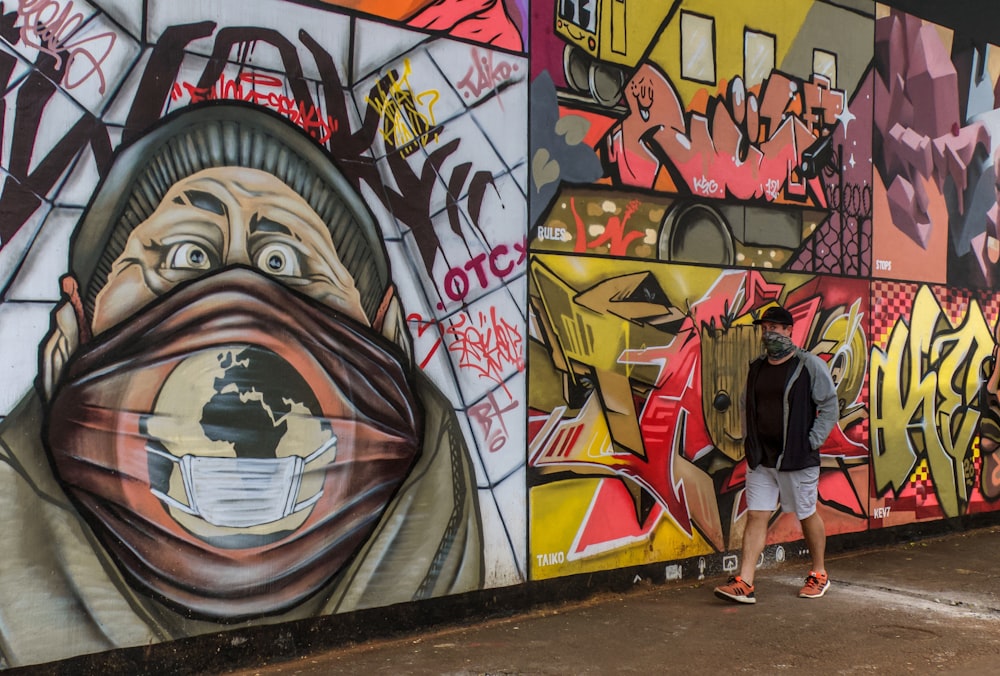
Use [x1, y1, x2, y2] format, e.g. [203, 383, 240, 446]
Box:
[879, 0, 1000, 46]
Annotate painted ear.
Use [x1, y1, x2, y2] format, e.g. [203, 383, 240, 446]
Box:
[40, 300, 81, 401]
[40, 275, 90, 400]
[377, 293, 413, 367]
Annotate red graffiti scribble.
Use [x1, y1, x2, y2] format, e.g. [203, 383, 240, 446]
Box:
[456, 46, 518, 99]
[17, 0, 116, 93]
[469, 389, 519, 453]
[569, 197, 646, 255]
[408, 313, 445, 371]
[408, 307, 524, 396]
[171, 72, 339, 143]
[446, 307, 524, 391]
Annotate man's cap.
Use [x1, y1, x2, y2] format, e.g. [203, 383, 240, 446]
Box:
[71, 102, 389, 323]
[753, 306, 794, 326]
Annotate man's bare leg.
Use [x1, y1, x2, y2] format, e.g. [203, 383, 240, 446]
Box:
[800, 511, 826, 574]
[739, 510, 770, 584]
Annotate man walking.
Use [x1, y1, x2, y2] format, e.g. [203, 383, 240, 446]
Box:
[714, 305, 839, 604]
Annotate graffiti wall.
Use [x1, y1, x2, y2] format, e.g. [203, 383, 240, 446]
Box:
[528, 0, 1000, 583]
[0, 0, 527, 668]
[0, 0, 997, 670]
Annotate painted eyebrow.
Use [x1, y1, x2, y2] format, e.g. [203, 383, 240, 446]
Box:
[249, 213, 292, 235]
[173, 190, 229, 216]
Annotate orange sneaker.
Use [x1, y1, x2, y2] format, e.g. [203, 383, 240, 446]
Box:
[799, 571, 830, 598]
[714, 575, 756, 604]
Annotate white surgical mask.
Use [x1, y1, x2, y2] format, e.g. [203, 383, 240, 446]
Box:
[148, 438, 335, 528]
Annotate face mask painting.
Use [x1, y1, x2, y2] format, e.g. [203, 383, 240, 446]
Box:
[44, 268, 422, 620]
[762, 330, 795, 360]
[146, 418, 336, 529]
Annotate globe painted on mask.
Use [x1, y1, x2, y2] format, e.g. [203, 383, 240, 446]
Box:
[145, 345, 337, 546]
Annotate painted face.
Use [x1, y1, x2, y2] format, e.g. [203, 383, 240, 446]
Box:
[46, 269, 421, 619]
[627, 75, 655, 121]
[44, 166, 423, 618]
[700, 324, 759, 461]
[91, 167, 369, 335]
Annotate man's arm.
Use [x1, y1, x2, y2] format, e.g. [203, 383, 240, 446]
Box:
[803, 352, 839, 450]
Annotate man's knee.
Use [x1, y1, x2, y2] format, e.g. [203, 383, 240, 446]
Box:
[800, 510, 824, 530]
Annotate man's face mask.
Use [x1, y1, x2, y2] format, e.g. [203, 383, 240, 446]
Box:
[43, 269, 422, 620]
[761, 330, 795, 359]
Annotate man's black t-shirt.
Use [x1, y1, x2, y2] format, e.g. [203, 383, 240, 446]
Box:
[753, 359, 792, 468]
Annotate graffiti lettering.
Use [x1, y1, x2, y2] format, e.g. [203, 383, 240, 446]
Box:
[871, 506, 891, 518]
[604, 64, 843, 207]
[536, 226, 569, 242]
[127, 26, 493, 298]
[171, 73, 339, 143]
[764, 178, 781, 201]
[0, 12, 515, 350]
[692, 175, 720, 196]
[569, 198, 645, 255]
[442, 239, 527, 302]
[17, 0, 115, 92]
[408, 313, 445, 372]
[0, 60, 114, 246]
[409, 307, 525, 395]
[870, 286, 993, 516]
[365, 59, 441, 157]
[447, 307, 524, 391]
[535, 552, 565, 566]
[469, 389, 519, 453]
[456, 46, 518, 99]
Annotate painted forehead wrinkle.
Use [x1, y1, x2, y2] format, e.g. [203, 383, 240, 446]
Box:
[172, 168, 327, 239]
[179, 189, 228, 216]
[248, 214, 292, 236]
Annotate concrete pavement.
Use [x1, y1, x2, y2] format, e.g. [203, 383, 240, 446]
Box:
[225, 525, 1000, 675]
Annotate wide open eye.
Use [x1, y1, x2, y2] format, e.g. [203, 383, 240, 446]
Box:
[166, 242, 213, 270]
[255, 243, 301, 277]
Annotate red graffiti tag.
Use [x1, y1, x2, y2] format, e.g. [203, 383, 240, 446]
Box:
[409, 307, 524, 396]
[171, 72, 339, 143]
[569, 198, 646, 255]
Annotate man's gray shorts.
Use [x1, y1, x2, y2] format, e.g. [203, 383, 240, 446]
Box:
[745, 465, 820, 520]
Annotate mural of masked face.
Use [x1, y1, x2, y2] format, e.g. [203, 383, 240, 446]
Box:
[42, 167, 423, 620]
